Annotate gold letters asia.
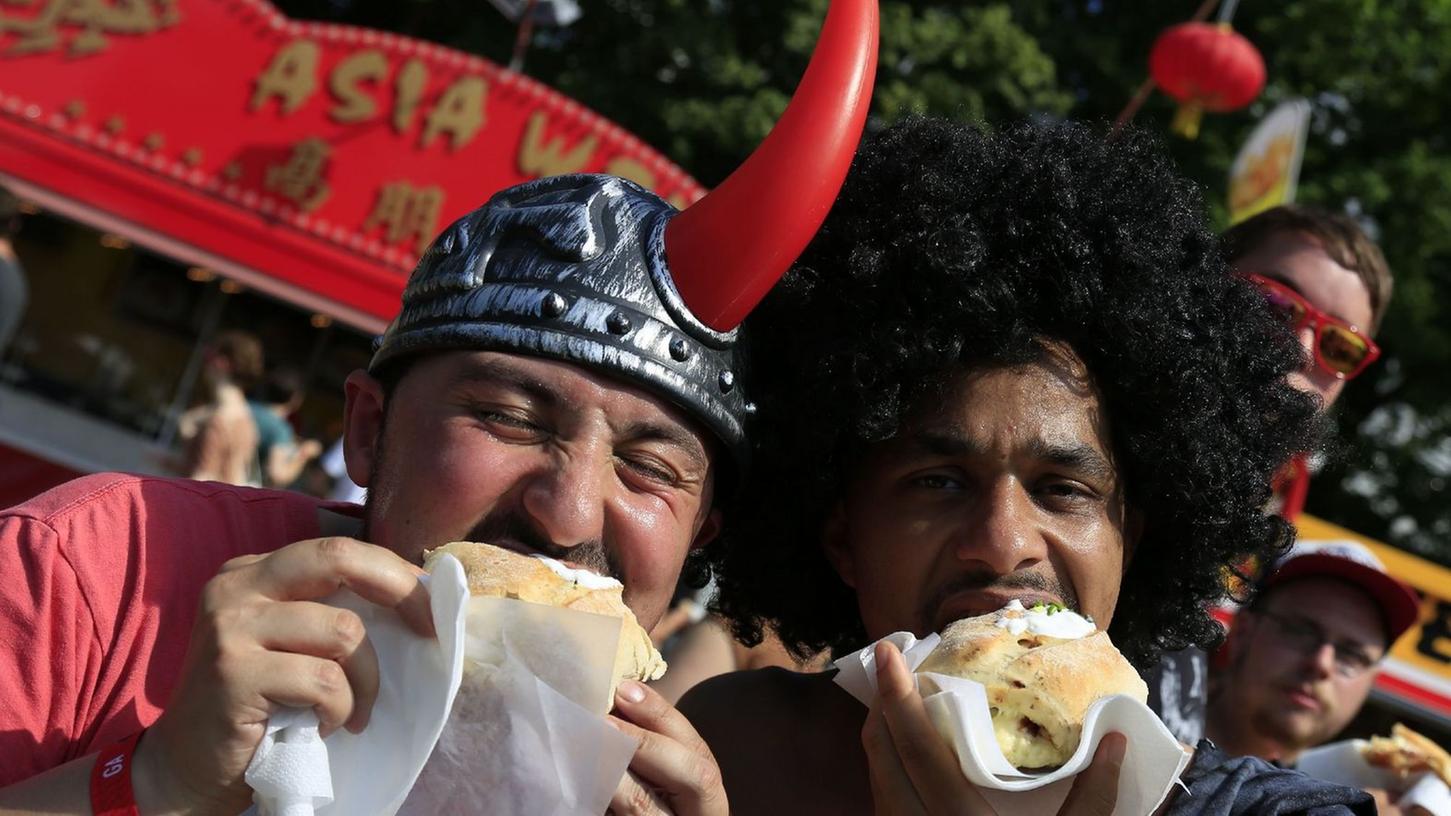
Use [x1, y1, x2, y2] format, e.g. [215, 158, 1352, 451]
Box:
[517, 112, 656, 191]
[252, 39, 486, 152]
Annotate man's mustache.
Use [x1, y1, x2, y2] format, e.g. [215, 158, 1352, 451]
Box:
[921, 569, 1079, 624]
[465, 513, 619, 580]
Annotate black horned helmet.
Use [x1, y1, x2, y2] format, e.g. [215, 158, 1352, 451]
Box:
[371, 0, 879, 462]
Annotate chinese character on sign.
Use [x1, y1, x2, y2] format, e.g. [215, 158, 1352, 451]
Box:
[264, 138, 332, 213]
[0, 0, 180, 57]
[364, 182, 445, 254]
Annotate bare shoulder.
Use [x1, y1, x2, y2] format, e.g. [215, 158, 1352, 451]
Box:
[680, 666, 816, 737]
[681, 668, 869, 815]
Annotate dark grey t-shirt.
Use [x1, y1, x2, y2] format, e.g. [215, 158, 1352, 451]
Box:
[1146, 647, 1209, 745]
[1167, 741, 1374, 815]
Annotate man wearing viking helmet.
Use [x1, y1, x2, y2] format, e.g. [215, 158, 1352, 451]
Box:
[0, 1, 879, 810]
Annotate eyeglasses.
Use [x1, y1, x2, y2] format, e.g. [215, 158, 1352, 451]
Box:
[1254, 609, 1382, 679]
[1246, 274, 1381, 381]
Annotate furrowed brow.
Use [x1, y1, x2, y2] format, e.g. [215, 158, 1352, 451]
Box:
[448, 358, 562, 408]
[1025, 439, 1118, 484]
[621, 420, 710, 473]
[904, 430, 1116, 481]
[904, 429, 985, 459]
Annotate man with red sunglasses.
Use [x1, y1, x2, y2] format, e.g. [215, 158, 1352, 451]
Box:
[1213, 207, 1421, 813]
[1226, 205, 1391, 415]
[1228, 205, 1392, 522]
[1146, 205, 1395, 750]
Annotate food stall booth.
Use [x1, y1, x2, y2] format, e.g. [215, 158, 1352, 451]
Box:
[0, 0, 703, 506]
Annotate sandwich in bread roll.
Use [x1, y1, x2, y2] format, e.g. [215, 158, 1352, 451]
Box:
[1361, 723, 1451, 788]
[915, 600, 1148, 770]
[423, 542, 667, 696]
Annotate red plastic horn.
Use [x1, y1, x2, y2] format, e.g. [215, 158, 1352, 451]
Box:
[664, 0, 879, 332]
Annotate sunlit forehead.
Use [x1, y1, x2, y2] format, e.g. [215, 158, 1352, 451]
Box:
[891, 354, 1117, 481]
[438, 351, 713, 474]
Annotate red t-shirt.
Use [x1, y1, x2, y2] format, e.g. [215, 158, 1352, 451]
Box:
[0, 473, 360, 785]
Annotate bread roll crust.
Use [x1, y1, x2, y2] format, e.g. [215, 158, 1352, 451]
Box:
[1362, 723, 1451, 787]
[424, 542, 667, 686]
[916, 606, 1147, 769]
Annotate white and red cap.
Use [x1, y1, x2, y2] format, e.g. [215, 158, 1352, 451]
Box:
[1262, 540, 1421, 643]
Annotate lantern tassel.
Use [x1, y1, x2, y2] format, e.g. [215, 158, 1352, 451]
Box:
[1171, 101, 1204, 139]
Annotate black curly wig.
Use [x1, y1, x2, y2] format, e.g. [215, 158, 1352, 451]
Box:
[709, 116, 1321, 670]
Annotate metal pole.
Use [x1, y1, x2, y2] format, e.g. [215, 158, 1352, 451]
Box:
[155, 282, 227, 450]
[509, 0, 541, 73]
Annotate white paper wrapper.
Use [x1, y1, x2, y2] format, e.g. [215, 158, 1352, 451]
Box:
[1297, 739, 1451, 816]
[834, 632, 1191, 816]
[399, 593, 640, 815]
[245, 555, 469, 816]
[245, 553, 641, 816]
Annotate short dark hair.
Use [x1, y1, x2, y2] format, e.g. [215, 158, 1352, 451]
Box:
[1222, 205, 1393, 334]
[709, 117, 1321, 669]
[210, 330, 264, 392]
[257, 366, 307, 405]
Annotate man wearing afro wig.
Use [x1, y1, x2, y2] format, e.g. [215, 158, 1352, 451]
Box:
[681, 117, 1372, 815]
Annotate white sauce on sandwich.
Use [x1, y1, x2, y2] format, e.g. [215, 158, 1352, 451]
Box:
[534, 554, 622, 590]
[993, 599, 1096, 639]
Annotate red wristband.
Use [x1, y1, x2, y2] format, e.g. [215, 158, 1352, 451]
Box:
[90, 730, 144, 816]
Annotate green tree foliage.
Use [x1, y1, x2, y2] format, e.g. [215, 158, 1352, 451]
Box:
[272, 0, 1070, 180]
[271, 0, 1451, 561]
[1015, 0, 1451, 563]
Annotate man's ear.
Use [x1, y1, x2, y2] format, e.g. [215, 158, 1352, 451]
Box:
[690, 508, 723, 552]
[821, 502, 856, 589]
[1122, 506, 1145, 574]
[342, 369, 386, 488]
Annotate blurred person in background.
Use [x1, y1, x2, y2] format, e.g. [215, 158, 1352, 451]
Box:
[1147, 204, 1395, 748]
[0, 187, 27, 358]
[320, 435, 368, 504]
[249, 366, 323, 489]
[1224, 204, 1392, 519]
[165, 329, 263, 485]
[649, 572, 827, 705]
[1207, 541, 1421, 816]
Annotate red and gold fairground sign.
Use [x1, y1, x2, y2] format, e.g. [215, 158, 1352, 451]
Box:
[0, 0, 704, 329]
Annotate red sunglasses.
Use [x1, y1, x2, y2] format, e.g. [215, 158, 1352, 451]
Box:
[1247, 273, 1381, 380]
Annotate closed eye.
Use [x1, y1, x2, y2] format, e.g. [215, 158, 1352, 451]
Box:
[617, 455, 682, 489]
[471, 407, 548, 441]
[479, 410, 531, 427]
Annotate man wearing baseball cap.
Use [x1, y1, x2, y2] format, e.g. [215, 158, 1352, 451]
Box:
[1206, 539, 1421, 765]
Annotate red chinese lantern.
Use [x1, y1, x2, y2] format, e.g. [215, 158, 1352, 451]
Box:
[1149, 22, 1265, 139]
